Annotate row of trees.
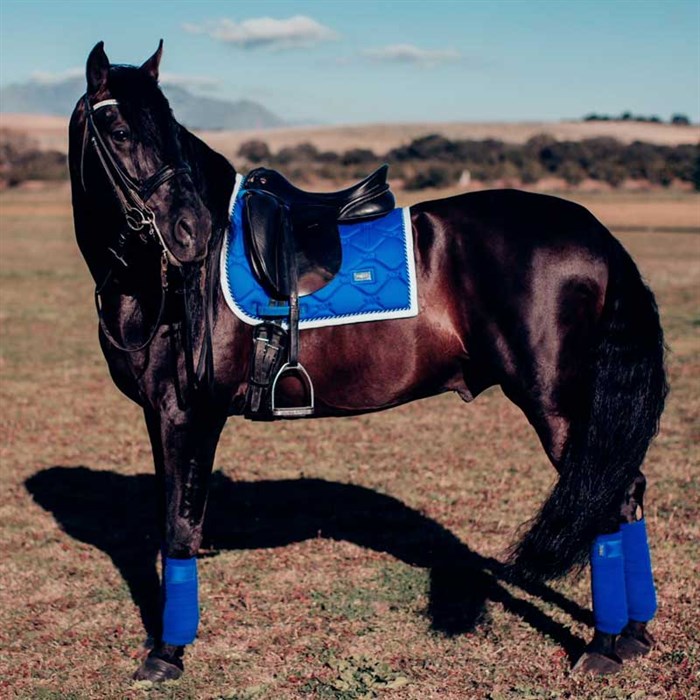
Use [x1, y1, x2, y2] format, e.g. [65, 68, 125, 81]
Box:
[583, 112, 691, 125]
[1, 127, 697, 191]
[0, 129, 66, 187]
[239, 134, 700, 190]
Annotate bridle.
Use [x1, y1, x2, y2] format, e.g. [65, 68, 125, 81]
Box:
[81, 95, 195, 354]
[81, 95, 192, 270]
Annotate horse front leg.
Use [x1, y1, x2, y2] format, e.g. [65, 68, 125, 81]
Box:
[134, 402, 226, 682]
[574, 473, 657, 674]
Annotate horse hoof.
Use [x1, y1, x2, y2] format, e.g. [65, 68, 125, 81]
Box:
[616, 622, 655, 660]
[572, 651, 623, 675]
[133, 656, 183, 682]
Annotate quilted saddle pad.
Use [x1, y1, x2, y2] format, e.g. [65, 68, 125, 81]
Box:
[220, 173, 419, 329]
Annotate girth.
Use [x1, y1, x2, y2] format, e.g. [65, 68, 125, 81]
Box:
[241, 165, 395, 418]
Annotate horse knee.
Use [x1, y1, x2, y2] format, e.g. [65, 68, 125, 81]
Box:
[165, 517, 203, 558]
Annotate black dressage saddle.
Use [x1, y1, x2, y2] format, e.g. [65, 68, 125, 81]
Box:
[241, 165, 395, 418]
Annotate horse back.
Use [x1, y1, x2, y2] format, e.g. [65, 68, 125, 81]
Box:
[239, 189, 614, 416]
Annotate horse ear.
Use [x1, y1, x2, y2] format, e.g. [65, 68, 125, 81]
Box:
[140, 39, 163, 82]
[86, 41, 109, 95]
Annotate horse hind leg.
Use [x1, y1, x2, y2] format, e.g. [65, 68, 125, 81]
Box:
[616, 473, 657, 660]
[507, 375, 658, 675]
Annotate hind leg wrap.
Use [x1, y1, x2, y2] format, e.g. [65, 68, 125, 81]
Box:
[621, 518, 656, 622]
[619, 475, 657, 622]
[591, 530, 628, 635]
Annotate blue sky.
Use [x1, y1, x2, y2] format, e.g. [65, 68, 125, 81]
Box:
[1, 0, 698, 123]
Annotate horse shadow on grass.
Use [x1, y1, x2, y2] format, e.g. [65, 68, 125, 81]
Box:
[25, 465, 591, 662]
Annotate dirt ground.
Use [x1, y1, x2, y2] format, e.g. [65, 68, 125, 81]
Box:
[0, 185, 698, 699]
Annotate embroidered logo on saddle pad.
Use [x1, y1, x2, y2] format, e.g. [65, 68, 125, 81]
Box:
[221, 174, 418, 329]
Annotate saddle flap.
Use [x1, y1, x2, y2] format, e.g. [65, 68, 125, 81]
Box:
[290, 204, 342, 296]
[243, 190, 293, 298]
[243, 191, 343, 299]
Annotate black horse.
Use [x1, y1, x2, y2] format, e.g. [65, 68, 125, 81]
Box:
[68, 43, 667, 681]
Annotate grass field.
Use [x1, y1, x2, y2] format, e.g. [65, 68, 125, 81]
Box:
[0, 184, 698, 699]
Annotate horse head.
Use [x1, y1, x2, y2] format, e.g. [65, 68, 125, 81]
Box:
[70, 41, 212, 272]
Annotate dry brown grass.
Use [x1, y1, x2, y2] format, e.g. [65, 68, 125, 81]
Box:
[2, 113, 697, 157]
[0, 185, 698, 699]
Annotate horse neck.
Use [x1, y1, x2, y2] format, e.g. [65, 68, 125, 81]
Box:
[178, 126, 237, 232]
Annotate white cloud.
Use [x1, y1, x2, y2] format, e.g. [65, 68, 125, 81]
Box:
[30, 67, 83, 84]
[362, 44, 460, 67]
[182, 15, 339, 50]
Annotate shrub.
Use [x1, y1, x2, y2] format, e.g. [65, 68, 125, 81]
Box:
[671, 114, 691, 126]
[341, 148, 376, 166]
[237, 139, 270, 163]
[273, 142, 319, 165]
[0, 129, 67, 186]
[404, 165, 455, 190]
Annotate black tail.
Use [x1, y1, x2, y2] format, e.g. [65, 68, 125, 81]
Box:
[511, 236, 668, 581]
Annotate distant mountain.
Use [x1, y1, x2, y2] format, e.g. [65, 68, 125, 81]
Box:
[0, 77, 286, 130]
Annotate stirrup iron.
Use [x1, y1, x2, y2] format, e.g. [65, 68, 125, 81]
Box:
[271, 362, 315, 417]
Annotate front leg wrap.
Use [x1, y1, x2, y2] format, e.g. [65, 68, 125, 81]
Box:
[162, 556, 199, 646]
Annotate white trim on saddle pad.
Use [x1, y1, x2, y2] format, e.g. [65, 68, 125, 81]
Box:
[220, 172, 419, 329]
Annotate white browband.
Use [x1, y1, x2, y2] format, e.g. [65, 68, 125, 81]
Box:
[91, 99, 119, 112]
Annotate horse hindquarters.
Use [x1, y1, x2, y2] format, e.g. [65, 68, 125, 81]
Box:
[510, 235, 668, 583]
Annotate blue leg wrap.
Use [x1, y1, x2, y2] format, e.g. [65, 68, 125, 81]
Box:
[621, 518, 657, 622]
[162, 556, 199, 646]
[591, 531, 628, 634]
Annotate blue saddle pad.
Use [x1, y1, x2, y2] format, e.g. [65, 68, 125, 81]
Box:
[221, 174, 418, 329]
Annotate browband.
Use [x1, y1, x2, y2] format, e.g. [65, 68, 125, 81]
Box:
[92, 98, 119, 112]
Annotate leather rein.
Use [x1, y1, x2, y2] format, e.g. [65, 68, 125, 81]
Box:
[81, 95, 190, 353]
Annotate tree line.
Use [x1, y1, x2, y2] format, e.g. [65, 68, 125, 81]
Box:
[1, 127, 697, 191]
[583, 112, 691, 126]
[239, 134, 700, 190]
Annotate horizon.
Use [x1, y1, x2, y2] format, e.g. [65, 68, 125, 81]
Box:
[0, 0, 698, 125]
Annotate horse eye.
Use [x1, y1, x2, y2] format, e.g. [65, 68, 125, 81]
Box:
[111, 129, 130, 143]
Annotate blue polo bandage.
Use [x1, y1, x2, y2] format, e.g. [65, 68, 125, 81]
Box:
[162, 557, 199, 646]
[621, 518, 657, 622]
[591, 531, 627, 634]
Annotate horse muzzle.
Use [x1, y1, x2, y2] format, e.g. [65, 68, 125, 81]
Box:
[164, 206, 212, 265]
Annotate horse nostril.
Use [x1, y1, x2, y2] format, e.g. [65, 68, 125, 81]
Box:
[174, 216, 195, 246]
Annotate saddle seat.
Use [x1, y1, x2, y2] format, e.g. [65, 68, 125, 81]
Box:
[242, 164, 395, 298]
[240, 164, 395, 418]
[245, 164, 394, 223]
